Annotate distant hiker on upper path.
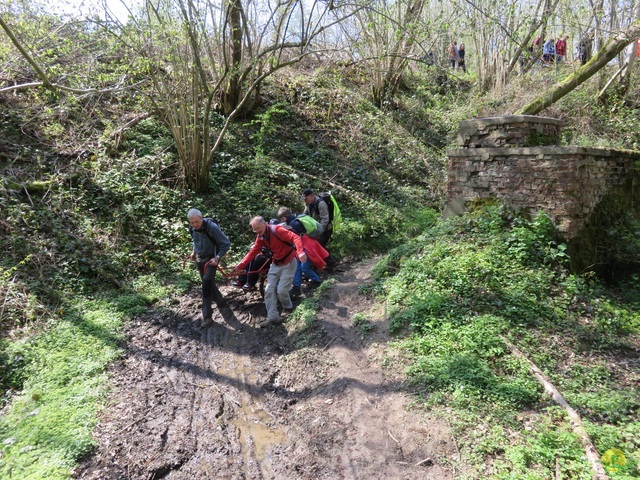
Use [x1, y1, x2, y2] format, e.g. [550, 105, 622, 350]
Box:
[555, 35, 568, 62]
[234, 216, 307, 328]
[579, 32, 593, 65]
[186, 209, 231, 327]
[543, 38, 555, 63]
[448, 41, 459, 69]
[458, 43, 466, 72]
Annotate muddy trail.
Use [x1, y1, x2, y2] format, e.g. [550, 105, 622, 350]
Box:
[75, 260, 456, 479]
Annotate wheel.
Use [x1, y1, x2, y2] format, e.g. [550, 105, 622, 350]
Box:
[259, 274, 267, 299]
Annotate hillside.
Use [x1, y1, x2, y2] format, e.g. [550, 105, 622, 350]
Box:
[2, 42, 640, 480]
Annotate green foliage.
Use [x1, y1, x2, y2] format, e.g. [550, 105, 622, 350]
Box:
[351, 312, 375, 337]
[0, 298, 124, 479]
[378, 205, 640, 478]
[119, 118, 174, 157]
[286, 298, 319, 347]
[506, 212, 569, 265]
[2, 20, 639, 479]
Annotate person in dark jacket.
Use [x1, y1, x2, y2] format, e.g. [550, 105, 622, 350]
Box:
[458, 43, 466, 72]
[186, 209, 231, 327]
[230, 250, 270, 291]
[277, 207, 327, 298]
[235, 216, 307, 328]
[301, 188, 332, 247]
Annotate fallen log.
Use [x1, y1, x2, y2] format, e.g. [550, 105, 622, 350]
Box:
[500, 335, 609, 480]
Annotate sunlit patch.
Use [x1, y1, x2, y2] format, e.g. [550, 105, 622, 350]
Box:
[601, 448, 627, 473]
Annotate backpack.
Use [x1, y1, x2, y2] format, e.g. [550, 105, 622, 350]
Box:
[266, 225, 295, 265]
[318, 192, 342, 230]
[295, 214, 323, 238]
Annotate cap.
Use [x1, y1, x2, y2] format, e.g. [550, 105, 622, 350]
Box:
[301, 188, 314, 199]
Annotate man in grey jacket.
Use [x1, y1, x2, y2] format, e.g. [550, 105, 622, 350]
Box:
[301, 188, 332, 247]
[186, 209, 231, 326]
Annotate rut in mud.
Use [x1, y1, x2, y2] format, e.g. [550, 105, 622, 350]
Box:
[75, 260, 457, 479]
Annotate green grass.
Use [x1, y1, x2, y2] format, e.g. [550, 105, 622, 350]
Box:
[375, 205, 640, 479]
[0, 298, 125, 479]
[351, 312, 375, 337]
[0, 270, 191, 479]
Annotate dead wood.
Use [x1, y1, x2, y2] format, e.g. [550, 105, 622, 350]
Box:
[500, 336, 609, 480]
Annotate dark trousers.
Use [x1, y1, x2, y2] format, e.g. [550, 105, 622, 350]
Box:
[197, 260, 224, 319]
[238, 255, 270, 286]
[318, 228, 333, 248]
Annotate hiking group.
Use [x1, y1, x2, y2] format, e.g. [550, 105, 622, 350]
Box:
[185, 188, 341, 328]
[528, 33, 592, 66]
[447, 41, 466, 73]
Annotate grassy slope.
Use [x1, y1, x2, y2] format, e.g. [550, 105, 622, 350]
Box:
[370, 205, 639, 479]
[1, 58, 639, 478]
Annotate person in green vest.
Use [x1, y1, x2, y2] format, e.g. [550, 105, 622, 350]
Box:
[277, 207, 327, 298]
[301, 188, 332, 247]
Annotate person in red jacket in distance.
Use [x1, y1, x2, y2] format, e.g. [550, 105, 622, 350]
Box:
[555, 35, 568, 62]
[235, 216, 307, 328]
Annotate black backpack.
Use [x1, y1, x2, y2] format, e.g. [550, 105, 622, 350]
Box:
[318, 193, 334, 222]
[317, 192, 342, 229]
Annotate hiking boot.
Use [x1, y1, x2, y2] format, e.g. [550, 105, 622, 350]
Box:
[242, 284, 256, 291]
[230, 280, 243, 288]
[202, 316, 214, 328]
[306, 280, 322, 290]
[258, 318, 281, 328]
[289, 286, 302, 298]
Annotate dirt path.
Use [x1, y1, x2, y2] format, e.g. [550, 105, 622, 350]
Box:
[75, 260, 456, 479]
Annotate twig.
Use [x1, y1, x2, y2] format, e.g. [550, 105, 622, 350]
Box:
[388, 429, 400, 445]
[451, 433, 461, 462]
[185, 381, 216, 389]
[501, 336, 609, 480]
[224, 394, 242, 407]
[416, 457, 432, 466]
[322, 335, 339, 350]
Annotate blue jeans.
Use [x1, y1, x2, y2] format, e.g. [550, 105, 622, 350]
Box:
[294, 259, 321, 287]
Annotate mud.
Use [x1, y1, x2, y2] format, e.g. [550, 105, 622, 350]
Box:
[75, 260, 456, 479]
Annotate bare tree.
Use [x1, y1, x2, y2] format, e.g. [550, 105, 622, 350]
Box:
[118, 0, 359, 192]
[340, 0, 434, 108]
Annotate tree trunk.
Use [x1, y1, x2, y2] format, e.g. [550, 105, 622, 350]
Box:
[222, 0, 245, 115]
[516, 19, 640, 115]
[501, 337, 610, 480]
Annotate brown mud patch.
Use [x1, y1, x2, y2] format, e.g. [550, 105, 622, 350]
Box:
[75, 260, 456, 479]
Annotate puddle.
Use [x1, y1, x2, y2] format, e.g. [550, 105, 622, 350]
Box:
[219, 358, 289, 475]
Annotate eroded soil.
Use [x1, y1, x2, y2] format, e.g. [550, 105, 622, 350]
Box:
[75, 260, 456, 479]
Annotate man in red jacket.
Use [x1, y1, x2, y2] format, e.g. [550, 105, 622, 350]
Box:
[235, 216, 307, 327]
